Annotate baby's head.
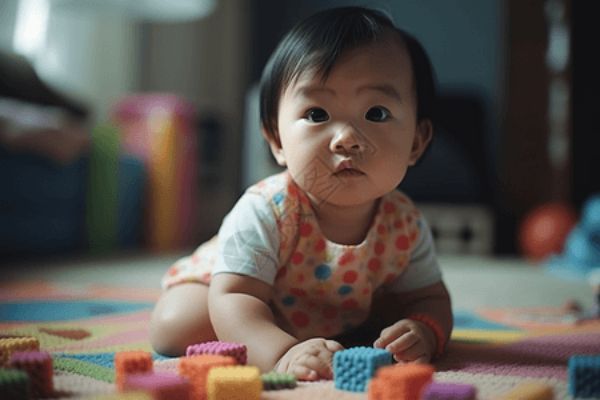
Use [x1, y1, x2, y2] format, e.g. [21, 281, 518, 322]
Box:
[259, 6, 437, 144]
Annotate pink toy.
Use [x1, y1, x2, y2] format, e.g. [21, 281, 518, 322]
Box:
[186, 341, 247, 365]
[124, 371, 191, 400]
[422, 381, 477, 399]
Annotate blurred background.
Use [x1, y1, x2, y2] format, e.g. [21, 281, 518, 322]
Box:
[1, 0, 598, 265]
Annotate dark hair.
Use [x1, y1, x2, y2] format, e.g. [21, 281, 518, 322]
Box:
[259, 6, 438, 140]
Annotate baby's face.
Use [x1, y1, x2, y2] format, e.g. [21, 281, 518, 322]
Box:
[273, 38, 430, 209]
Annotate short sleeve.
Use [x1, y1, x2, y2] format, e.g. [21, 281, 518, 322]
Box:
[211, 192, 280, 285]
[388, 215, 442, 292]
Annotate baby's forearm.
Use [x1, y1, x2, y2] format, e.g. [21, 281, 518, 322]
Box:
[209, 291, 298, 371]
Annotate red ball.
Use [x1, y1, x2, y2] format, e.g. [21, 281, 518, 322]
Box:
[518, 202, 578, 261]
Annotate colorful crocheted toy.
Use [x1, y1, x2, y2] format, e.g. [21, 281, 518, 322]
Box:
[114, 351, 153, 391]
[9, 351, 54, 398]
[0, 368, 30, 400]
[179, 354, 236, 400]
[186, 341, 247, 365]
[124, 371, 191, 400]
[568, 354, 600, 398]
[422, 381, 477, 399]
[368, 363, 434, 399]
[206, 366, 262, 400]
[0, 336, 39, 367]
[333, 346, 392, 392]
[261, 371, 297, 390]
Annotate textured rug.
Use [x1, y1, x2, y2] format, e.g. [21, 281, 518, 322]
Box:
[1, 281, 599, 399]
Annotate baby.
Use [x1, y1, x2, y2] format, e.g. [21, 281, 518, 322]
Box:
[151, 6, 453, 381]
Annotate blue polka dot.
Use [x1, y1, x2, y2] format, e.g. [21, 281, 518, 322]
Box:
[274, 193, 284, 205]
[282, 296, 296, 306]
[338, 285, 353, 295]
[314, 264, 332, 280]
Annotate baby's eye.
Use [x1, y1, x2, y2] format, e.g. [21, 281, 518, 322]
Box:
[305, 108, 329, 123]
[365, 106, 391, 122]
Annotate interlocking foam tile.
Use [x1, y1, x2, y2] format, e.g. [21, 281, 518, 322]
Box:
[422, 381, 477, 400]
[206, 366, 262, 400]
[124, 371, 191, 400]
[498, 380, 554, 400]
[0, 336, 40, 366]
[0, 367, 31, 400]
[9, 350, 54, 398]
[568, 354, 600, 398]
[179, 354, 236, 400]
[333, 347, 392, 392]
[368, 363, 434, 399]
[261, 371, 297, 390]
[186, 341, 247, 365]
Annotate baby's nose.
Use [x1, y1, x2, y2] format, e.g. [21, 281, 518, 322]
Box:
[330, 124, 364, 154]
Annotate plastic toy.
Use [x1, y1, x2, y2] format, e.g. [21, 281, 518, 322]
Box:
[568, 354, 600, 398]
[186, 341, 247, 365]
[519, 202, 577, 262]
[333, 346, 392, 392]
[499, 380, 553, 399]
[114, 351, 153, 391]
[421, 381, 477, 399]
[206, 365, 262, 400]
[9, 350, 54, 398]
[367, 363, 434, 399]
[124, 371, 191, 400]
[0, 368, 30, 400]
[0, 336, 40, 367]
[261, 371, 297, 390]
[178, 354, 236, 400]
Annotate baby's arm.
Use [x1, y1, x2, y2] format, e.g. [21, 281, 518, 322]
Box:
[373, 281, 452, 363]
[209, 273, 342, 379]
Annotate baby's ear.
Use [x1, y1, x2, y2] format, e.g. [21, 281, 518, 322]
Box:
[261, 127, 287, 167]
[409, 119, 433, 165]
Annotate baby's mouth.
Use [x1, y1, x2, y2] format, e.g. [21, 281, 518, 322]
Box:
[333, 160, 365, 177]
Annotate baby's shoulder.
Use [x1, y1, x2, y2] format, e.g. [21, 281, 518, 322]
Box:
[246, 171, 303, 213]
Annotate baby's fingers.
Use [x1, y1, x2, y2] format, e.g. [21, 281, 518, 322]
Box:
[385, 331, 420, 354]
[291, 365, 319, 381]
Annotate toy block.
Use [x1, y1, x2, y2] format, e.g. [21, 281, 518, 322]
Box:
[206, 365, 262, 400]
[499, 380, 553, 400]
[333, 346, 392, 392]
[124, 372, 191, 400]
[568, 354, 600, 398]
[114, 351, 153, 391]
[261, 371, 297, 390]
[186, 341, 247, 365]
[178, 354, 236, 400]
[367, 363, 434, 400]
[0, 368, 31, 400]
[9, 350, 54, 398]
[0, 337, 40, 366]
[422, 381, 477, 400]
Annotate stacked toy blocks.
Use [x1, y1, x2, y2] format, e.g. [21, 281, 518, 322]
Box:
[124, 371, 191, 400]
[179, 354, 236, 400]
[0, 368, 30, 400]
[333, 346, 392, 392]
[186, 341, 247, 365]
[0, 337, 39, 367]
[9, 350, 54, 398]
[206, 365, 262, 400]
[261, 371, 297, 390]
[114, 351, 153, 391]
[422, 381, 477, 400]
[368, 363, 434, 399]
[498, 380, 553, 400]
[568, 354, 600, 398]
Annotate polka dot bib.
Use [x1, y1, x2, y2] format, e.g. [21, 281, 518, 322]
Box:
[250, 172, 421, 340]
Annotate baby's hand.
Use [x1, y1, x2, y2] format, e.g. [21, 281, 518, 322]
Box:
[373, 319, 436, 364]
[274, 338, 344, 381]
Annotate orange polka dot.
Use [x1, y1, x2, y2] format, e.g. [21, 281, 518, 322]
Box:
[322, 306, 338, 319]
[377, 224, 386, 235]
[291, 311, 310, 327]
[341, 299, 359, 310]
[395, 235, 410, 250]
[314, 239, 326, 252]
[167, 266, 179, 276]
[374, 241, 385, 255]
[339, 251, 355, 266]
[288, 183, 297, 196]
[291, 252, 304, 264]
[290, 288, 307, 297]
[384, 202, 396, 213]
[343, 270, 358, 284]
[368, 258, 381, 272]
[300, 223, 313, 237]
